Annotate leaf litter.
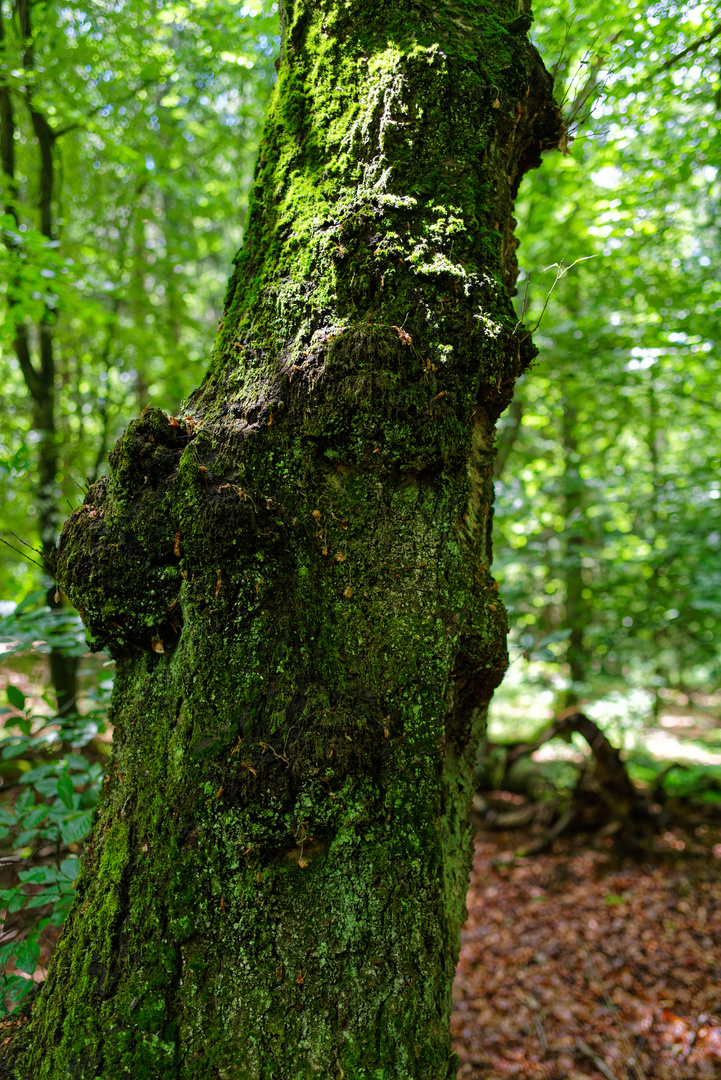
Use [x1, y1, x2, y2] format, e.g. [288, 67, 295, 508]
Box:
[452, 827, 721, 1080]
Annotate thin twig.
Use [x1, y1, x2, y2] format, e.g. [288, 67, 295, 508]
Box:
[0, 534, 48, 572]
[550, 15, 574, 83]
[575, 1038, 618, 1080]
[533, 1014, 548, 1053]
[654, 23, 721, 74]
[559, 35, 602, 110]
[258, 741, 289, 765]
[514, 255, 599, 338]
[7, 531, 44, 557]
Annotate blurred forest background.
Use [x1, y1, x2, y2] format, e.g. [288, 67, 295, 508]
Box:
[0, 0, 719, 1032]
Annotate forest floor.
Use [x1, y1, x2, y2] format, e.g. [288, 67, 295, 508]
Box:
[451, 822, 721, 1080]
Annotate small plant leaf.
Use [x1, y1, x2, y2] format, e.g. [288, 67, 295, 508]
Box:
[13, 940, 39, 977]
[7, 685, 26, 711]
[57, 772, 75, 811]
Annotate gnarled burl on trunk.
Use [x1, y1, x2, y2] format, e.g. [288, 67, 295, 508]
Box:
[13, 2, 561, 1076]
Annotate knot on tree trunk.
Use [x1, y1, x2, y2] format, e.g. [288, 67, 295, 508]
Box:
[54, 407, 192, 655]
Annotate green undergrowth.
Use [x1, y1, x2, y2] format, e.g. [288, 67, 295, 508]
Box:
[0, 595, 111, 1015]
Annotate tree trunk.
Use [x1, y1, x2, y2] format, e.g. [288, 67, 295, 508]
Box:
[1, 0, 78, 713]
[13, 2, 560, 1075]
[561, 397, 586, 705]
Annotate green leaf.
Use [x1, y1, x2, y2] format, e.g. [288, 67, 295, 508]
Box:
[1, 738, 33, 759]
[19, 806, 49, 830]
[61, 812, 93, 844]
[20, 764, 57, 785]
[14, 590, 46, 615]
[59, 857, 80, 880]
[18, 865, 60, 885]
[65, 753, 91, 772]
[36, 777, 65, 799]
[536, 630, 572, 647]
[25, 890, 60, 909]
[14, 789, 35, 815]
[13, 940, 39, 977]
[60, 812, 93, 842]
[3, 891, 27, 914]
[1, 974, 35, 1013]
[6, 685, 26, 711]
[14, 830, 40, 848]
[0, 941, 19, 967]
[57, 771, 75, 811]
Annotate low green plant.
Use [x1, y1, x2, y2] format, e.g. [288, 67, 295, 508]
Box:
[0, 594, 110, 1014]
[0, 589, 88, 660]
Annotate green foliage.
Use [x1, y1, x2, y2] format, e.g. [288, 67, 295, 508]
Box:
[0, 588, 87, 657]
[0, 0, 279, 596]
[490, 0, 721, 727]
[0, 592, 110, 1014]
[0, 704, 104, 1013]
[0, 858, 79, 1011]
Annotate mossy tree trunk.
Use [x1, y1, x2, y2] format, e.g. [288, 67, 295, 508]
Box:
[14, 2, 559, 1076]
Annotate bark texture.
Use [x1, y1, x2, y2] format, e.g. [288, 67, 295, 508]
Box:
[13, 2, 560, 1076]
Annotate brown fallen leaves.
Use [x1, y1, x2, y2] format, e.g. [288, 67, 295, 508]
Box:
[452, 828, 721, 1080]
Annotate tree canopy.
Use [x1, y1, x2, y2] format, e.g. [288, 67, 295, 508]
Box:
[493, 0, 720, 725]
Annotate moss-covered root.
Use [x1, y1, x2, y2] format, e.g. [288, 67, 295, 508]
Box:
[12, 0, 560, 1076]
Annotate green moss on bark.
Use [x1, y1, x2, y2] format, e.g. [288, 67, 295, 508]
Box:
[13, 1, 560, 1077]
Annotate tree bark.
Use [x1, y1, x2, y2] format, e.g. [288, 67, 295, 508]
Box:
[12, 2, 560, 1075]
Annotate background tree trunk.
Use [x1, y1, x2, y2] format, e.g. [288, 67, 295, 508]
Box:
[13, 1, 559, 1076]
[561, 397, 587, 705]
[1, 0, 78, 713]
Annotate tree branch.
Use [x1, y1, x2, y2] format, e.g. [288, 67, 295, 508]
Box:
[655, 22, 721, 75]
[52, 80, 157, 139]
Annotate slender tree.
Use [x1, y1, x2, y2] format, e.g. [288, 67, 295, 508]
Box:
[561, 396, 587, 704]
[0, 0, 78, 711]
[9, 0, 560, 1074]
